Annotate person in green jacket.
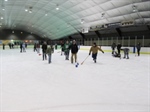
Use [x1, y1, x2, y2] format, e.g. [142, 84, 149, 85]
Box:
[64, 41, 70, 60]
[46, 45, 54, 64]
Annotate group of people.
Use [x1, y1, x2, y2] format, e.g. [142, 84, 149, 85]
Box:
[37, 40, 104, 64]
[33, 40, 142, 64]
[60, 40, 105, 64]
[34, 42, 54, 64]
[60, 40, 79, 63]
[20, 42, 27, 53]
[111, 42, 141, 59]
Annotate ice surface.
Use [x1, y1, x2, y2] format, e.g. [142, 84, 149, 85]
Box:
[0, 47, 150, 112]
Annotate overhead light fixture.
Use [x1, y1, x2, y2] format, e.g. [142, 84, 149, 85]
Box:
[81, 19, 84, 24]
[132, 5, 137, 12]
[45, 13, 48, 16]
[101, 12, 105, 18]
[29, 6, 33, 13]
[2, 8, 5, 11]
[1, 17, 4, 20]
[29, 10, 32, 13]
[5, 0, 8, 1]
[56, 4, 59, 10]
[25, 9, 28, 12]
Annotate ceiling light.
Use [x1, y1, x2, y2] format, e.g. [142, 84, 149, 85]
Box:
[2, 8, 5, 11]
[29, 10, 32, 13]
[25, 9, 28, 12]
[5, 0, 8, 1]
[132, 5, 137, 12]
[56, 7, 59, 10]
[56, 4, 59, 10]
[101, 12, 105, 17]
[29, 6, 33, 13]
[1, 17, 4, 20]
[45, 13, 48, 16]
[81, 19, 84, 24]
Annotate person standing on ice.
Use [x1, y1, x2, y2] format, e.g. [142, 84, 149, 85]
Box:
[64, 40, 70, 60]
[136, 42, 141, 56]
[42, 42, 47, 61]
[117, 43, 122, 55]
[69, 40, 78, 64]
[89, 43, 104, 63]
[111, 42, 116, 55]
[46, 45, 54, 64]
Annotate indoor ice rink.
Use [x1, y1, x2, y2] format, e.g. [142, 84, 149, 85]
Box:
[0, 46, 149, 112]
[0, 0, 150, 112]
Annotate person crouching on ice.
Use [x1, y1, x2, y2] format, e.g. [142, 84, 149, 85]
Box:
[112, 51, 121, 58]
[89, 43, 104, 63]
[121, 48, 130, 59]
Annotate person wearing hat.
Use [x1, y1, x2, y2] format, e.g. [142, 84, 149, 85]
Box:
[89, 43, 104, 63]
[69, 40, 78, 63]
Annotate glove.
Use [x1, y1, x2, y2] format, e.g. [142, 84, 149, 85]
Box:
[89, 53, 91, 55]
[102, 51, 104, 54]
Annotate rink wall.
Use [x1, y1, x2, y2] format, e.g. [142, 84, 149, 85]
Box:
[79, 46, 150, 54]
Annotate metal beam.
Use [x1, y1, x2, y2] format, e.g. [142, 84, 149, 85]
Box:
[79, 32, 85, 38]
[147, 25, 150, 31]
[95, 31, 101, 38]
[116, 28, 122, 38]
[79, 33, 85, 45]
[68, 36, 72, 40]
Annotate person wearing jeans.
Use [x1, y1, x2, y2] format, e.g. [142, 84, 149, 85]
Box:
[89, 43, 104, 63]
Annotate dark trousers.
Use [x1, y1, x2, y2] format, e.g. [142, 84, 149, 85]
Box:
[123, 51, 129, 59]
[34, 47, 37, 52]
[65, 50, 69, 60]
[137, 49, 140, 56]
[43, 52, 47, 60]
[92, 53, 97, 60]
[117, 49, 121, 55]
[112, 48, 115, 54]
[20, 48, 22, 52]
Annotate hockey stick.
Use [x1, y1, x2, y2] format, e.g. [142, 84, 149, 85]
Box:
[81, 55, 89, 65]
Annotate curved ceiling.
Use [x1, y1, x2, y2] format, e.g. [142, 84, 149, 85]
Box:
[0, 0, 150, 40]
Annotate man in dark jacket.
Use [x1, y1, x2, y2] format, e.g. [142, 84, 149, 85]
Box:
[136, 42, 141, 56]
[69, 40, 78, 63]
[111, 42, 116, 55]
[117, 43, 122, 55]
[42, 42, 47, 60]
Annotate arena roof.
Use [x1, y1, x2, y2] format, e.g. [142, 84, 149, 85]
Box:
[0, 0, 150, 39]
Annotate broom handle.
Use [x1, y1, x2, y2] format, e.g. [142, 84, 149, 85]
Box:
[81, 55, 89, 65]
